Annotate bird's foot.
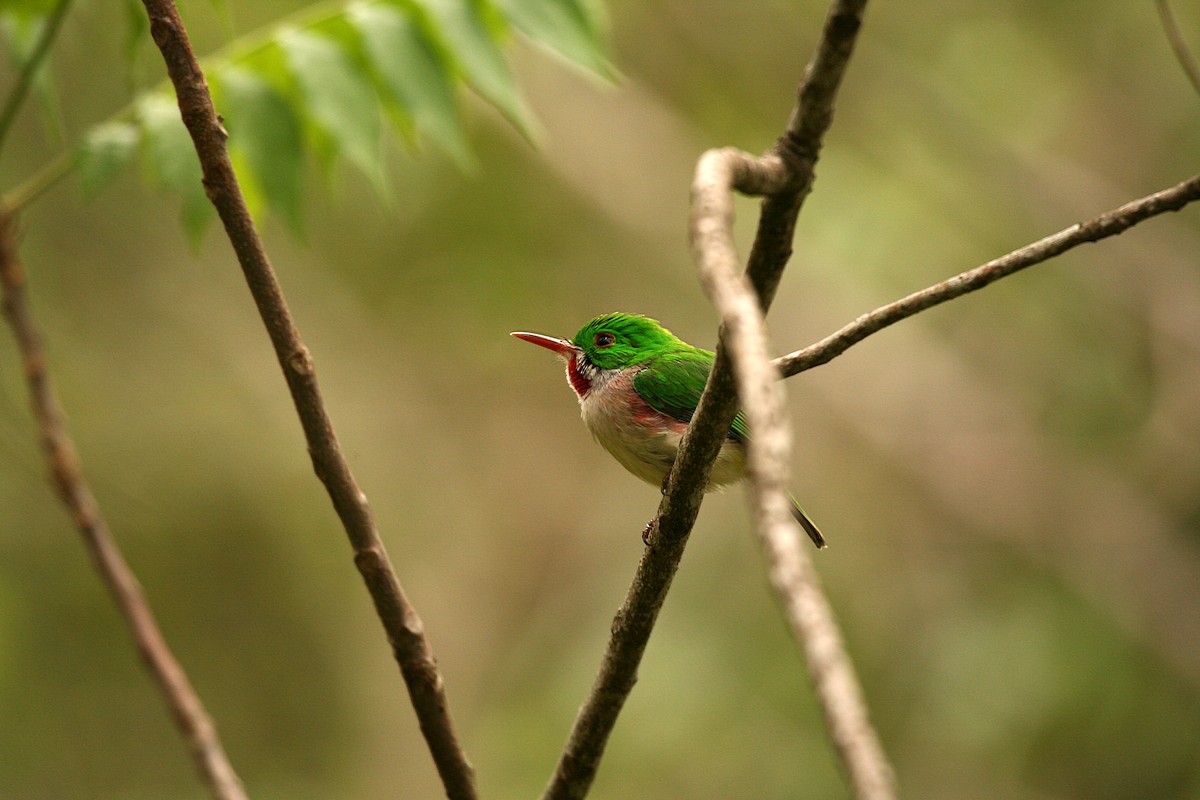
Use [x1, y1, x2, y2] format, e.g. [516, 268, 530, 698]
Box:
[641, 519, 656, 546]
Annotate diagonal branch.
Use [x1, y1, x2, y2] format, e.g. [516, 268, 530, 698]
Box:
[136, 2, 478, 798]
[0, 211, 248, 800]
[540, 3, 871, 799]
[774, 173, 1200, 378]
[691, 147, 896, 800]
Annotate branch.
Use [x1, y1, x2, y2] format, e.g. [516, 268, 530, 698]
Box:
[0, 0, 73, 153]
[1156, 0, 1200, 98]
[774, 173, 1200, 378]
[0, 212, 248, 800]
[692, 148, 896, 800]
[540, 2, 874, 799]
[137, 3, 478, 798]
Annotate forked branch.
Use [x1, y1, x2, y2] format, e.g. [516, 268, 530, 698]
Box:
[540, 2, 874, 799]
[0, 212, 248, 800]
[691, 146, 896, 800]
[137, 2, 477, 798]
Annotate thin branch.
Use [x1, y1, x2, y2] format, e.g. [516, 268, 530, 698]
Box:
[0, 211, 248, 800]
[693, 146, 895, 800]
[775, 173, 1200, 378]
[136, 2, 478, 798]
[540, 2, 871, 799]
[1157, 0, 1200, 98]
[0, 0, 73, 153]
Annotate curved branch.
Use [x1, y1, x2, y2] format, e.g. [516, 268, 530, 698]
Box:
[0, 212, 248, 800]
[693, 148, 896, 800]
[774, 173, 1200, 378]
[540, 2, 874, 799]
[136, 2, 478, 798]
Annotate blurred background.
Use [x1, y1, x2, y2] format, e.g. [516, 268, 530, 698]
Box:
[2, 0, 1200, 798]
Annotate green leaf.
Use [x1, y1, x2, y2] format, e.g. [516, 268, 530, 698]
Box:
[55, 0, 618, 236]
[137, 93, 195, 189]
[348, 1, 473, 167]
[228, 36, 293, 97]
[211, 66, 305, 231]
[75, 120, 140, 198]
[137, 93, 215, 243]
[422, 0, 537, 137]
[277, 26, 386, 192]
[496, 0, 613, 79]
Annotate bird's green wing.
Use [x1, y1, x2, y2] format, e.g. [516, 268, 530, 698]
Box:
[636, 348, 822, 546]
[633, 350, 748, 441]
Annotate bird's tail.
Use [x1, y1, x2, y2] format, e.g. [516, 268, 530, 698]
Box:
[789, 493, 826, 549]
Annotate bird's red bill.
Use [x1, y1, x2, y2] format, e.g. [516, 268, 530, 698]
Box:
[511, 331, 577, 357]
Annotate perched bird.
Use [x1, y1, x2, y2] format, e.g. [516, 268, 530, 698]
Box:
[512, 312, 825, 548]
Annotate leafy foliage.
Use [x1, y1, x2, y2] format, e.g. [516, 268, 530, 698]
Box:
[499, 0, 613, 80]
[5, 0, 611, 239]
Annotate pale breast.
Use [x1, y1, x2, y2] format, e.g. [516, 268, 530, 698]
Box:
[579, 369, 746, 490]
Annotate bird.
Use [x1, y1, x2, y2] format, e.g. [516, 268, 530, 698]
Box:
[511, 312, 825, 548]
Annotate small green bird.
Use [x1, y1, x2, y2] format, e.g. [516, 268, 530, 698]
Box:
[512, 312, 825, 548]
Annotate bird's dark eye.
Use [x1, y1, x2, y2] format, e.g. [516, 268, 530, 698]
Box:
[594, 332, 616, 348]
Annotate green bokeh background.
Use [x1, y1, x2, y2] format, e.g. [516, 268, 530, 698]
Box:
[2, 1, 1200, 798]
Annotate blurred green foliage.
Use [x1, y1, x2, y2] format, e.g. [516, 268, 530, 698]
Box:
[52, 0, 606, 241]
[1, 1, 1199, 799]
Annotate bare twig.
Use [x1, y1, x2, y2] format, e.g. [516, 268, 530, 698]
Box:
[0, 212, 248, 800]
[774, 173, 1200, 378]
[721, 29, 904, 796]
[540, 3, 871, 799]
[137, 2, 477, 798]
[1156, 0, 1200, 98]
[692, 148, 896, 800]
[0, 0, 73, 153]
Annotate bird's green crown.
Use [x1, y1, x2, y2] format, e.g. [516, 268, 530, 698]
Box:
[572, 313, 693, 371]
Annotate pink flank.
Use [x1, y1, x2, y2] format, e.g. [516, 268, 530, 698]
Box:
[633, 394, 688, 434]
[590, 370, 686, 436]
[578, 368, 694, 487]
